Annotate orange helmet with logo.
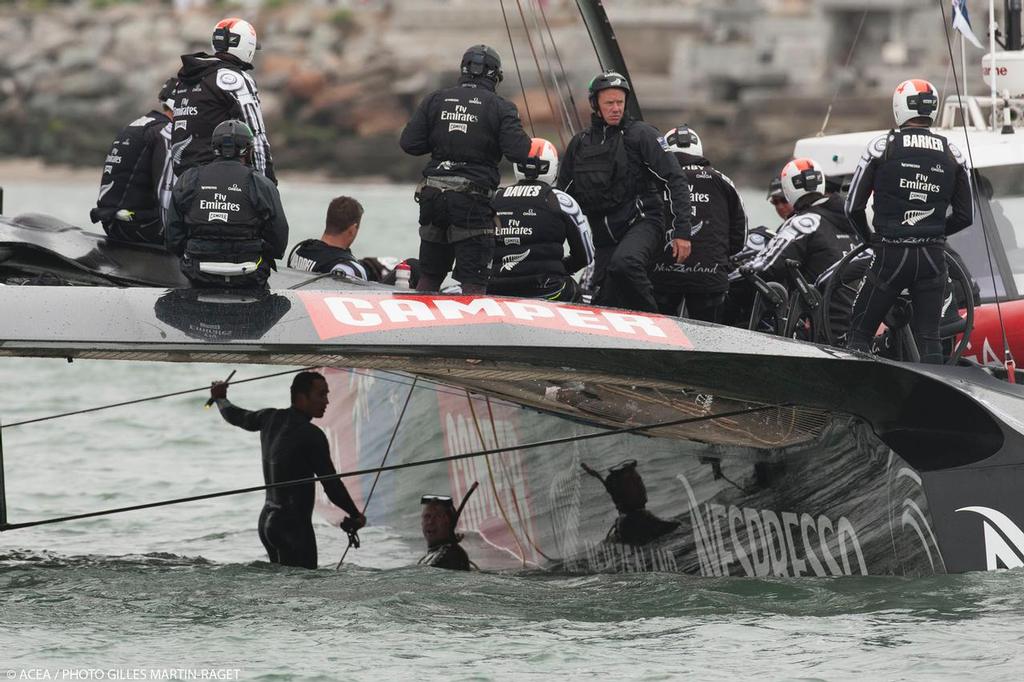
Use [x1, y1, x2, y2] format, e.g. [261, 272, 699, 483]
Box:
[514, 137, 559, 185]
[893, 78, 939, 126]
[779, 158, 825, 205]
[212, 18, 260, 66]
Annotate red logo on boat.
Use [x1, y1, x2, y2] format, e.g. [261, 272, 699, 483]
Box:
[296, 292, 691, 347]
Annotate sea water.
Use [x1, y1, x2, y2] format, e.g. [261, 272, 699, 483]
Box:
[1, 177, 1023, 679]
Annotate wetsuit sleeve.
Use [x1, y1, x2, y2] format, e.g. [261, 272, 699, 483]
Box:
[719, 171, 749, 255]
[553, 188, 594, 274]
[946, 143, 974, 236]
[747, 214, 816, 283]
[845, 135, 885, 241]
[497, 98, 532, 164]
[399, 93, 434, 157]
[252, 175, 289, 260]
[308, 429, 360, 517]
[215, 399, 269, 432]
[165, 168, 197, 256]
[557, 134, 579, 193]
[147, 122, 168, 205]
[219, 69, 276, 184]
[638, 127, 692, 239]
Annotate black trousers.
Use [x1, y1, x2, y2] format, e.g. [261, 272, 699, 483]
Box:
[591, 218, 665, 313]
[487, 275, 582, 302]
[848, 244, 947, 364]
[258, 506, 318, 570]
[417, 187, 496, 291]
[654, 289, 727, 322]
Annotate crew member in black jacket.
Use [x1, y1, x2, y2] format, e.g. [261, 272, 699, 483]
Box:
[89, 77, 177, 245]
[210, 372, 366, 570]
[845, 79, 973, 363]
[400, 45, 532, 294]
[166, 120, 288, 289]
[488, 137, 594, 301]
[171, 17, 275, 183]
[558, 71, 692, 313]
[651, 125, 747, 321]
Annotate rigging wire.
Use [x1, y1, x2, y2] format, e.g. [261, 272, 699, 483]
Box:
[0, 403, 788, 532]
[335, 376, 419, 569]
[500, 0, 536, 136]
[935, 0, 1015, 371]
[818, 9, 869, 137]
[527, 0, 576, 139]
[513, 0, 568, 147]
[535, 0, 583, 132]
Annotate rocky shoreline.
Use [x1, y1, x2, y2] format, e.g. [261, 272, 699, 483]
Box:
[0, 2, 892, 187]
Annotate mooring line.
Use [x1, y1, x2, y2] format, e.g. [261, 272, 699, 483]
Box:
[0, 403, 788, 532]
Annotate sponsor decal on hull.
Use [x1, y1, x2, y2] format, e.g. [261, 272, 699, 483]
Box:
[297, 292, 692, 347]
[956, 506, 1024, 569]
[677, 473, 868, 577]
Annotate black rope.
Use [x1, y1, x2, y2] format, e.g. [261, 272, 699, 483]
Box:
[0, 403, 789, 532]
[500, 0, 536, 136]
[936, 0, 1014, 365]
[514, 0, 566, 147]
[537, 0, 583, 132]
[818, 10, 868, 136]
[0, 368, 309, 430]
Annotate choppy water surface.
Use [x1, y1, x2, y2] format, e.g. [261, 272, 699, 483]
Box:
[2, 181, 1023, 679]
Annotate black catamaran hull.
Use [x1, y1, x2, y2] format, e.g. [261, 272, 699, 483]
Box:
[2, 286, 1023, 576]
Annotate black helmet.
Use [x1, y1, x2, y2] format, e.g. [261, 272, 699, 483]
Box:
[211, 119, 254, 160]
[767, 176, 784, 201]
[588, 70, 630, 108]
[461, 44, 502, 83]
[158, 77, 177, 111]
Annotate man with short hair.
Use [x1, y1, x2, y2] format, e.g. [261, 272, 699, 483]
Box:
[287, 196, 410, 284]
[89, 77, 177, 245]
[210, 371, 365, 569]
[400, 44, 532, 294]
[418, 495, 471, 571]
[558, 71, 692, 312]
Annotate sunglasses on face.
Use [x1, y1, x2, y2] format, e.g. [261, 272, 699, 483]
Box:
[421, 494, 454, 505]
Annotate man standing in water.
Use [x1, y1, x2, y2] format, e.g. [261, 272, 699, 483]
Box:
[210, 371, 365, 569]
[418, 495, 471, 571]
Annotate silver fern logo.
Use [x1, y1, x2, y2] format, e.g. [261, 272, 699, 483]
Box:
[902, 207, 935, 225]
[501, 249, 531, 271]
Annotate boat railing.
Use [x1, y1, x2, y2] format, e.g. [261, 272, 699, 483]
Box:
[939, 94, 1024, 133]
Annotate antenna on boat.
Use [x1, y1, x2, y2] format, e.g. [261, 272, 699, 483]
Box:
[0, 418, 7, 529]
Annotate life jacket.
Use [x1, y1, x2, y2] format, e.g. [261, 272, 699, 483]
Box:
[570, 126, 633, 217]
[490, 180, 567, 281]
[873, 127, 959, 240]
[91, 110, 169, 225]
[425, 82, 504, 172]
[183, 160, 263, 264]
[287, 239, 359, 274]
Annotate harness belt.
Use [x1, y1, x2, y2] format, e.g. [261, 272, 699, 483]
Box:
[198, 257, 263, 277]
[421, 175, 494, 199]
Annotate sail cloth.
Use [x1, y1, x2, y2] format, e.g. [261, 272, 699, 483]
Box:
[953, 0, 985, 49]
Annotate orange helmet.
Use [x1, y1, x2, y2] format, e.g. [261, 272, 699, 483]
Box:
[779, 158, 825, 205]
[514, 137, 559, 185]
[893, 79, 939, 126]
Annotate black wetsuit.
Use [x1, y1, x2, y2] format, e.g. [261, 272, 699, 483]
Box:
[215, 400, 360, 569]
[844, 127, 973, 363]
[558, 114, 691, 312]
[400, 75, 531, 291]
[418, 541, 471, 571]
[287, 240, 369, 279]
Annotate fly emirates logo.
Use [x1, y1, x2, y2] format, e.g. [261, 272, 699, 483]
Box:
[296, 293, 692, 347]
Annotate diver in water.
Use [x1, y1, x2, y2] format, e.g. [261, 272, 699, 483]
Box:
[581, 460, 679, 546]
[210, 371, 365, 569]
[171, 17, 276, 183]
[558, 71, 692, 313]
[89, 77, 177, 245]
[400, 44, 532, 294]
[845, 78, 973, 363]
[487, 137, 595, 301]
[650, 124, 747, 322]
[166, 120, 288, 289]
[418, 489, 476, 571]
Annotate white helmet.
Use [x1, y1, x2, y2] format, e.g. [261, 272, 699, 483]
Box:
[893, 78, 939, 126]
[664, 125, 703, 158]
[514, 137, 559, 185]
[212, 18, 260, 66]
[779, 158, 825, 205]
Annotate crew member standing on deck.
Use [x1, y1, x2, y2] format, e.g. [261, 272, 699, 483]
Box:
[845, 79, 973, 363]
[558, 71, 692, 312]
[89, 77, 177, 246]
[650, 125, 747, 321]
[488, 137, 595, 301]
[400, 44, 532, 294]
[171, 17, 276, 184]
[210, 372, 366, 569]
[166, 120, 288, 289]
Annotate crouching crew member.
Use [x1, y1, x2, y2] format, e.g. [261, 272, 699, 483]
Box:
[651, 125, 747, 321]
[845, 79, 973, 363]
[487, 138, 595, 301]
[400, 44, 532, 294]
[558, 71, 692, 313]
[166, 120, 288, 289]
[767, 175, 794, 222]
[90, 77, 177, 245]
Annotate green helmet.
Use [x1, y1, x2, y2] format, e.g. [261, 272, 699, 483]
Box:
[211, 119, 254, 160]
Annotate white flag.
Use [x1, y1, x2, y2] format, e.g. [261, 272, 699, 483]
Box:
[953, 0, 985, 49]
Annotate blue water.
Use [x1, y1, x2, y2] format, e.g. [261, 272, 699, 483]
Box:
[2, 181, 1023, 678]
